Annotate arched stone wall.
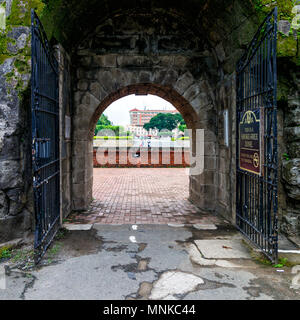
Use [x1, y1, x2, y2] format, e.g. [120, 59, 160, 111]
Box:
[0, 0, 298, 243]
[71, 58, 220, 214]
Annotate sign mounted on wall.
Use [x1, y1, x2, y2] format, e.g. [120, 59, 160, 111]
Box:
[239, 109, 261, 175]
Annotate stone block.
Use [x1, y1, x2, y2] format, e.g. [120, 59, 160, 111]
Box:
[0, 134, 20, 160]
[138, 70, 153, 83]
[197, 170, 217, 185]
[219, 157, 230, 174]
[89, 81, 107, 101]
[72, 156, 86, 170]
[72, 183, 86, 199]
[190, 92, 210, 111]
[79, 56, 92, 67]
[194, 239, 251, 259]
[116, 55, 152, 68]
[72, 116, 90, 131]
[173, 55, 189, 69]
[0, 210, 32, 243]
[0, 190, 8, 218]
[288, 142, 300, 158]
[0, 160, 23, 189]
[278, 19, 292, 36]
[183, 83, 200, 102]
[285, 127, 300, 143]
[285, 106, 300, 127]
[72, 198, 88, 211]
[77, 80, 89, 91]
[161, 69, 178, 87]
[72, 140, 89, 156]
[97, 70, 116, 93]
[174, 71, 194, 95]
[282, 159, 300, 200]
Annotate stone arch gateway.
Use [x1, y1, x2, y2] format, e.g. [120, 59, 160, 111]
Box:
[0, 1, 299, 256]
[72, 77, 217, 213]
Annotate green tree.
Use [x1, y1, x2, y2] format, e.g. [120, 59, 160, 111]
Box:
[179, 124, 187, 133]
[143, 113, 184, 132]
[174, 113, 185, 125]
[97, 114, 112, 126]
[95, 125, 123, 136]
[94, 114, 112, 135]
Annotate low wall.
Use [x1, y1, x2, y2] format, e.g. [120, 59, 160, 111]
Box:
[93, 147, 190, 168]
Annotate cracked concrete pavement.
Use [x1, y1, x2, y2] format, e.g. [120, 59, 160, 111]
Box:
[0, 223, 299, 300]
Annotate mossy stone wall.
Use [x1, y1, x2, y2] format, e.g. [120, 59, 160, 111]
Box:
[0, 0, 299, 242]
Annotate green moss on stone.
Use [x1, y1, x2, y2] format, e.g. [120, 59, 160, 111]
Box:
[14, 58, 28, 73]
[253, 1, 299, 63]
[7, 0, 44, 27]
[278, 34, 298, 57]
[0, 30, 8, 63]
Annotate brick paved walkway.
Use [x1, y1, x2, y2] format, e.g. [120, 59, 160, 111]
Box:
[66, 168, 220, 225]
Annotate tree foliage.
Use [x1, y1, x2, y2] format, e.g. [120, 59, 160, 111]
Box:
[97, 114, 112, 126]
[143, 113, 185, 132]
[95, 114, 114, 135]
[179, 124, 187, 133]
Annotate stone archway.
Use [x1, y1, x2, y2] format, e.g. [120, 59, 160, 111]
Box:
[71, 70, 219, 216]
[0, 0, 298, 245]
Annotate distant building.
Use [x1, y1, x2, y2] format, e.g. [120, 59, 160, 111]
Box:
[129, 108, 179, 127]
[125, 125, 158, 137]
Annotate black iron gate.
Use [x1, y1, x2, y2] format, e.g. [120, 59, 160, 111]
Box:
[236, 8, 278, 262]
[31, 10, 60, 263]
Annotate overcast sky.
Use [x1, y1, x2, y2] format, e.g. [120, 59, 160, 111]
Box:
[103, 94, 176, 126]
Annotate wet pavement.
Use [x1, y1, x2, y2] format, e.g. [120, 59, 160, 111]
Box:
[1, 222, 299, 300]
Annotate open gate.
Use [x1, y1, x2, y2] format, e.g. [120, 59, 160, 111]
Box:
[31, 10, 60, 263]
[236, 8, 278, 263]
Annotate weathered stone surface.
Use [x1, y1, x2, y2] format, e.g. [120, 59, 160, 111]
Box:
[0, 160, 23, 189]
[6, 188, 25, 216]
[0, 0, 299, 244]
[116, 55, 152, 68]
[7, 26, 30, 54]
[278, 20, 291, 37]
[183, 83, 201, 102]
[63, 224, 93, 231]
[285, 127, 300, 142]
[167, 223, 185, 228]
[194, 239, 250, 259]
[215, 43, 226, 62]
[77, 80, 88, 91]
[0, 210, 31, 242]
[288, 142, 300, 159]
[0, 237, 23, 250]
[187, 243, 216, 266]
[285, 102, 300, 128]
[174, 72, 194, 95]
[282, 159, 300, 200]
[0, 190, 8, 218]
[149, 270, 204, 300]
[281, 211, 300, 237]
[193, 223, 217, 230]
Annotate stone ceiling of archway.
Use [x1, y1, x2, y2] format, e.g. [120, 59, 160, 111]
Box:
[42, 0, 257, 57]
[77, 10, 209, 56]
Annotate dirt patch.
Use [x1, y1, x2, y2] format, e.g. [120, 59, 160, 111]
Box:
[243, 276, 300, 300]
[43, 229, 103, 261]
[105, 244, 128, 252]
[138, 243, 147, 252]
[138, 259, 148, 271]
[187, 223, 238, 241]
[137, 281, 153, 298]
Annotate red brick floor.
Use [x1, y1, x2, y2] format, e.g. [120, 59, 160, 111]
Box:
[66, 168, 220, 225]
